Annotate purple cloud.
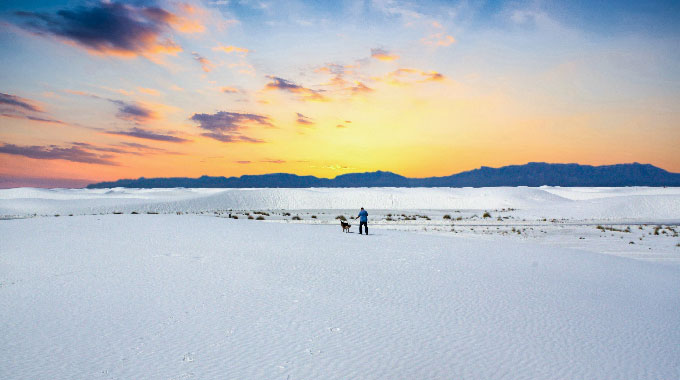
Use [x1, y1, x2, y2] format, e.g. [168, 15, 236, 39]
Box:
[0, 143, 117, 165]
[118, 141, 167, 152]
[264, 76, 327, 102]
[296, 112, 314, 126]
[13, 2, 183, 58]
[371, 48, 399, 61]
[190, 111, 272, 143]
[236, 135, 265, 143]
[109, 100, 158, 123]
[1, 113, 64, 124]
[192, 52, 214, 72]
[0, 92, 42, 112]
[71, 142, 131, 155]
[349, 82, 374, 94]
[201, 132, 264, 143]
[0, 92, 67, 124]
[107, 127, 190, 143]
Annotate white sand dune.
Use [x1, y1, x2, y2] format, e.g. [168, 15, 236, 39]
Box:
[1, 187, 679, 220]
[1, 215, 678, 379]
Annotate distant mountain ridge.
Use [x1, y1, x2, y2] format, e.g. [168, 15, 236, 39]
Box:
[86, 162, 680, 188]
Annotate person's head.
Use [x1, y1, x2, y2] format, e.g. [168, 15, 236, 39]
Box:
[361, 207, 364, 210]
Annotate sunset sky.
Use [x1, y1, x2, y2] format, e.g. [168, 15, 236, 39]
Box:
[1, 0, 678, 187]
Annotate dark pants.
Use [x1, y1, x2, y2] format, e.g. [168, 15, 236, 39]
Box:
[359, 221, 368, 235]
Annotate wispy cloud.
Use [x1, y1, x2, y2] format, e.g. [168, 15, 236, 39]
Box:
[313, 64, 374, 97]
[192, 52, 214, 72]
[0, 143, 117, 165]
[0, 92, 65, 124]
[170, 3, 208, 34]
[0, 113, 64, 124]
[421, 33, 456, 47]
[137, 87, 161, 96]
[12, 2, 193, 59]
[118, 141, 168, 152]
[0, 92, 43, 112]
[375, 68, 446, 85]
[106, 127, 190, 143]
[71, 142, 132, 155]
[110, 100, 159, 124]
[296, 112, 314, 126]
[228, 60, 256, 76]
[349, 82, 374, 94]
[213, 45, 250, 54]
[190, 111, 272, 143]
[221, 86, 240, 94]
[65, 89, 162, 124]
[264, 76, 327, 102]
[371, 48, 399, 61]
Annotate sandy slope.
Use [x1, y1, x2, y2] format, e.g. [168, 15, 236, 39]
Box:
[1, 215, 678, 379]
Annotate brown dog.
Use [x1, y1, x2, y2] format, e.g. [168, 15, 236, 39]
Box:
[340, 220, 351, 233]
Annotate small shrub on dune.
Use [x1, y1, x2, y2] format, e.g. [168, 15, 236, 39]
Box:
[292, 215, 302, 221]
[131, 211, 139, 214]
[311, 215, 317, 219]
[231, 215, 238, 219]
[443, 214, 451, 219]
[113, 211, 122, 215]
[283, 212, 291, 216]
[336, 215, 347, 221]
[248, 215, 254, 220]
[483, 212, 491, 218]
[256, 216, 265, 220]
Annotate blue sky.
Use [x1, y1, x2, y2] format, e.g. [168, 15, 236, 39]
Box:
[0, 0, 678, 186]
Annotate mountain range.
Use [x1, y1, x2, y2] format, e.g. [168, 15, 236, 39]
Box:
[86, 162, 680, 188]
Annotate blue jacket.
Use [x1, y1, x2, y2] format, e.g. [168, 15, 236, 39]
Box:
[358, 210, 368, 222]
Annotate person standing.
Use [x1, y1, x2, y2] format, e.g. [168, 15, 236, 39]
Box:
[355, 207, 368, 235]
